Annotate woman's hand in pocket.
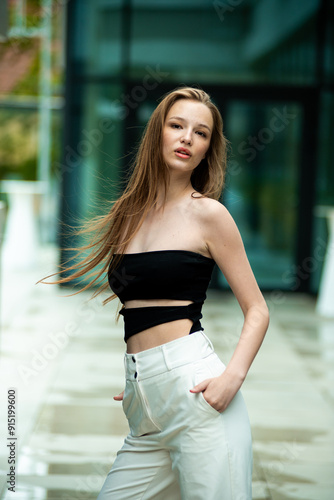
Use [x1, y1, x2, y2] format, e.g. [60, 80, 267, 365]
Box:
[190, 370, 242, 413]
[113, 390, 124, 401]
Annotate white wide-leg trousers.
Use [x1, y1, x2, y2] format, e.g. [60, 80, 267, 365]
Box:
[97, 331, 253, 500]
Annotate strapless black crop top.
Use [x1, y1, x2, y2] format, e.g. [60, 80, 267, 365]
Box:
[108, 250, 215, 342]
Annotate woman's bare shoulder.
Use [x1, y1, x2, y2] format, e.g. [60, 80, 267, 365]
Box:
[191, 196, 241, 245]
[191, 195, 230, 222]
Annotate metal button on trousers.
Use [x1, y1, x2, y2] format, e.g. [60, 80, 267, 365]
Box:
[97, 330, 253, 500]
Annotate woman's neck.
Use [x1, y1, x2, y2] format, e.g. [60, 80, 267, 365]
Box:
[156, 176, 193, 209]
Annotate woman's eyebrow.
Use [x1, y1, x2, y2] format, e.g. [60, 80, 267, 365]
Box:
[168, 116, 211, 132]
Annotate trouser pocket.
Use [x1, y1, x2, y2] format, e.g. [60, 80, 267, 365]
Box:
[122, 380, 161, 437]
[191, 352, 226, 417]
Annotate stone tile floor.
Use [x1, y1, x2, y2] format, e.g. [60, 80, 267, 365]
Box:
[0, 245, 333, 499]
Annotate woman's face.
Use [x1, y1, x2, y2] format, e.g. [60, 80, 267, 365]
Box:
[162, 99, 213, 174]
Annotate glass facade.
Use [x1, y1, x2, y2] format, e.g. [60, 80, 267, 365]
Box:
[0, 1, 66, 246]
[60, 0, 334, 293]
[222, 100, 302, 289]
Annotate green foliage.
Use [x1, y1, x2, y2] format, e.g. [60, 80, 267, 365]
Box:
[11, 43, 40, 96]
[0, 110, 38, 181]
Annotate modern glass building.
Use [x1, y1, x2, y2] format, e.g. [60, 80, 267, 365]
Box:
[60, 0, 334, 293]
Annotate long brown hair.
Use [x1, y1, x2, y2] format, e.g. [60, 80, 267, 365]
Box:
[38, 86, 228, 304]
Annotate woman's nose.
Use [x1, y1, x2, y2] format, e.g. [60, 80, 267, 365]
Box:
[181, 130, 192, 145]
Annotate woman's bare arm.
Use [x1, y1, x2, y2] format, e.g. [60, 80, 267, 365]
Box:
[190, 200, 269, 412]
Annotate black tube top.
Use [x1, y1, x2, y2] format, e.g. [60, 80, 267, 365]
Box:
[108, 250, 215, 342]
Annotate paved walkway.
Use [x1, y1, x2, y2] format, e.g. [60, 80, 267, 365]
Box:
[0, 245, 333, 499]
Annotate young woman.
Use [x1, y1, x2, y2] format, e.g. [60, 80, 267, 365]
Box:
[42, 87, 269, 499]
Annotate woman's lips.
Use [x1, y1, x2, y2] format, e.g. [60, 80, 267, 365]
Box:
[175, 148, 191, 159]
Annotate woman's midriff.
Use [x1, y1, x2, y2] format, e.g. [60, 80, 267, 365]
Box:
[124, 299, 194, 354]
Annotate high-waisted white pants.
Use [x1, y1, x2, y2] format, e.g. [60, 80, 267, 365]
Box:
[97, 331, 253, 500]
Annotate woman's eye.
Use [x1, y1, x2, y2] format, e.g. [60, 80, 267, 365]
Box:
[171, 123, 181, 129]
[197, 131, 207, 138]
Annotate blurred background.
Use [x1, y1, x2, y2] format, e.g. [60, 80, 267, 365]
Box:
[0, 1, 334, 499]
[0, 0, 333, 293]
